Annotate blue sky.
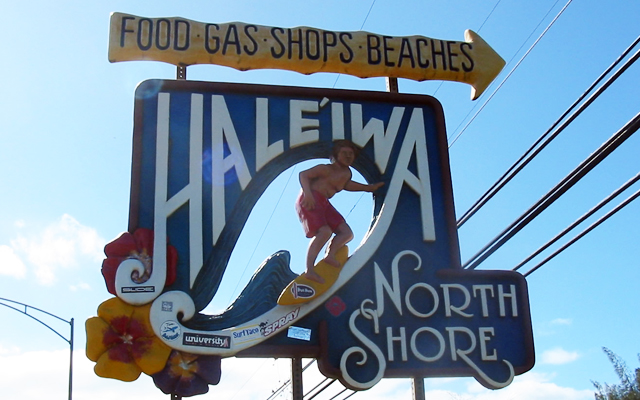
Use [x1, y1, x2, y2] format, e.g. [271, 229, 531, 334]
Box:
[1, 0, 639, 399]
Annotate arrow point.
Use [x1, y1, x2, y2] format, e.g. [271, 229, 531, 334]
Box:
[464, 30, 506, 100]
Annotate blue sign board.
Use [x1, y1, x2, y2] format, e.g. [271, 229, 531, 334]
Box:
[122, 80, 533, 390]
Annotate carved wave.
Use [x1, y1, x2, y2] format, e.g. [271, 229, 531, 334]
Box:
[184, 250, 298, 330]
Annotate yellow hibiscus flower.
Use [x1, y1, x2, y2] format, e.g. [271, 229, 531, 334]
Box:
[86, 297, 171, 382]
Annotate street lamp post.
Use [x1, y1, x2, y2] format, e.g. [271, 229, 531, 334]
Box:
[0, 297, 74, 400]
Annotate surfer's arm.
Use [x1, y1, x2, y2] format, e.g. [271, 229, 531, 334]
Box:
[344, 181, 384, 193]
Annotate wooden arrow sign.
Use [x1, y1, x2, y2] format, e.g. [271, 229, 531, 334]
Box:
[109, 13, 505, 99]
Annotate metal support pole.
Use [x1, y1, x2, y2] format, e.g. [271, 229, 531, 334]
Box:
[291, 358, 303, 400]
[412, 377, 425, 400]
[68, 318, 74, 400]
[389, 77, 424, 400]
[177, 66, 187, 80]
[386, 77, 399, 93]
[0, 298, 74, 400]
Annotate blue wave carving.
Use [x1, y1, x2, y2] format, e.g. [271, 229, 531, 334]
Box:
[184, 250, 298, 331]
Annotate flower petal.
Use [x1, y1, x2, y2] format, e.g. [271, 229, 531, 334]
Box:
[129, 303, 154, 337]
[101, 257, 122, 295]
[128, 304, 171, 374]
[194, 356, 222, 385]
[168, 351, 198, 378]
[135, 336, 172, 375]
[104, 232, 137, 258]
[85, 317, 110, 362]
[133, 228, 154, 256]
[152, 367, 181, 395]
[166, 244, 178, 286]
[98, 297, 135, 327]
[94, 350, 142, 382]
[175, 374, 210, 397]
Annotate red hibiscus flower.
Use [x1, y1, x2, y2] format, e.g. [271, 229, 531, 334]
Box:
[101, 228, 177, 295]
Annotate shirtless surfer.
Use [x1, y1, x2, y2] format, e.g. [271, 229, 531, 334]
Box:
[295, 140, 384, 283]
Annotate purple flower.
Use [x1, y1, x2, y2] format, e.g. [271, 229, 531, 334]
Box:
[152, 351, 222, 397]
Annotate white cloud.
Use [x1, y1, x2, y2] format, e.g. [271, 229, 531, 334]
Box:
[70, 282, 91, 291]
[542, 347, 580, 365]
[445, 372, 592, 400]
[551, 318, 573, 326]
[10, 214, 106, 285]
[0, 351, 595, 400]
[0, 244, 27, 279]
[0, 344, 21, 355]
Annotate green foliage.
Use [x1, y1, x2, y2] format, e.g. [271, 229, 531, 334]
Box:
[592, 348, 640, 400]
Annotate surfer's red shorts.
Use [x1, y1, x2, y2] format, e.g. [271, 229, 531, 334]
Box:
[296, 190, 346, 238]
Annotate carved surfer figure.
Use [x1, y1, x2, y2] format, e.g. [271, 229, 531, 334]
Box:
[296, 140, 384, 283]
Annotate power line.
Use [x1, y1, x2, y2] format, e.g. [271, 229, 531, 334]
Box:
[457, 34, 640, 227]
[340, 391, 357, 400]
[328, 388, 351, 400]
[448, 0, 571, 147]
[264, 360, 316, 400]
[345, 0, 503, 218]
[359, 0, 377, 30]
[432, 0, 502, 97]
[305, 378, 337, 400]
[463, 111, 640, 270]
[265, 378, 291, 400]
[476, 0, 502, 32]
[523, 185, 640, 277]
[228, 166, 298, 303]
[345, 192, 366, 219]
[513, 172, 640, 272]
[332, 0, 377, 88]
[231, 359, 272, 400]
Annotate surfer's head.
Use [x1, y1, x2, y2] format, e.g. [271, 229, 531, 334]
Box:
[331, 140, 360, 163]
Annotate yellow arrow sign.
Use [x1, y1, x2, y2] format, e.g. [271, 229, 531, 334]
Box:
[108, 13, 505, 99]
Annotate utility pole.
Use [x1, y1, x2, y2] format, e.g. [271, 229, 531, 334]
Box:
[291, 358, 304, 400]
[386, 77, 428, 400]
[0, 298, 74, 400]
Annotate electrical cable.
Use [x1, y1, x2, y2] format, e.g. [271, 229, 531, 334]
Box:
[265, 378, 291, 400]
[302, 359, 316, 371]
[344, 0, 503, 217]
[345, 192, 366, 219]
[264, 359, 316, 400]
[232, 359, 272, 400]
[457, 34, 640, 227]
[523, 186, 640, 277]
[358, 0, 377, 30]
[228, 165, 298, 303]
[513, 171, 640, 272]
[328, 388, 350, 400]
[432, 0, 502, 97]
[332, 0, 377, 88]
[340, 391, 357, 400]
[305, 378, 337, 400]
[255, 3, 638, 398]
[448, 0, 571, 147]
[476, 0, 502, 32]
[463, 111, 640, 270]
[304, 377, 331, 398]
[259, 3, 377, 398]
